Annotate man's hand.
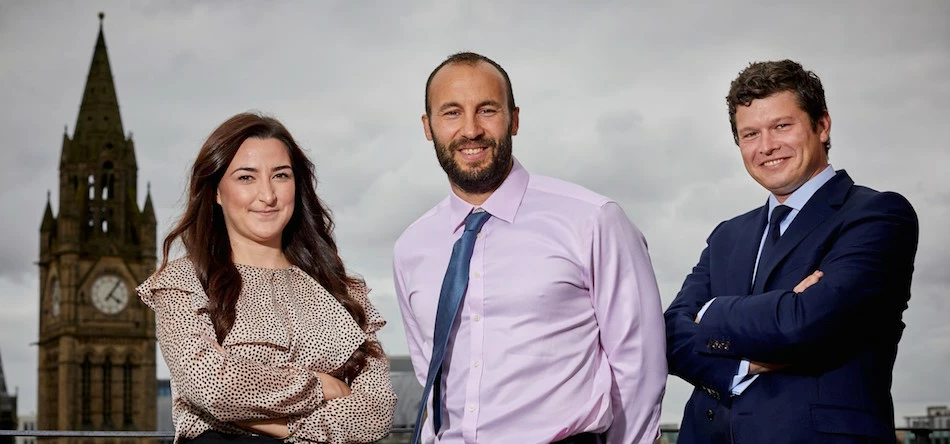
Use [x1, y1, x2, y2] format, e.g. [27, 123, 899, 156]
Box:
[745, 272, 823, 373]
[745, 271, 823, 374]
[749, 361, 787, 375]
[318, 372, 351, 400]
[794, 270, 823, 293]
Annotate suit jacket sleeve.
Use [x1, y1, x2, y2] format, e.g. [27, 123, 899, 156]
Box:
[664, 222, 746, 400]
[696, 191, 918, 363]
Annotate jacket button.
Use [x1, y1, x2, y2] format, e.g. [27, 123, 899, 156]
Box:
[706, 409, 715, 420]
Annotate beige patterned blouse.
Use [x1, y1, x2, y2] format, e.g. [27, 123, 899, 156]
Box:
[137, 258, 396, 444]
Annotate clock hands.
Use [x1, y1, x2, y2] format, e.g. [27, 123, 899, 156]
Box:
[106, 281, 124, 303]
[91, 276, 128, 314]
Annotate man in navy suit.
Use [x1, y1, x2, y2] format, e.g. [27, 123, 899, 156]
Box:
[665, 59, 919, 443]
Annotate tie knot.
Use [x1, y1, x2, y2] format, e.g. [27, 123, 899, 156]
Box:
[464, 210, 491, 232]
[770, 205, 792, 227]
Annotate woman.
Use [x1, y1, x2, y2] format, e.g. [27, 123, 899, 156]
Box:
[137, 112, 396, 444]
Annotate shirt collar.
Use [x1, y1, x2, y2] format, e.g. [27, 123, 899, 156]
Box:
[768, 164, 836, 214]
[447, 157, 528, 233]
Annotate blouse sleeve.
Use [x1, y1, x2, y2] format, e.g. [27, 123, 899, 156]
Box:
[286, 285, 397, 443]
[139, 265, 325, 422]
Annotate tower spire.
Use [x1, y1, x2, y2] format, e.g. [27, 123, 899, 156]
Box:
[41, 190, 55, 232]
[0, 348, 7, 394]
[70, 12, 125, 160]
[54, 13, 142, 254]
[144, 181, 156, 223]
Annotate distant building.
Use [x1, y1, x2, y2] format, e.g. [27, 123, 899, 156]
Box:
[389, 356, 422, 429]
[905, 406, 950, 429]
[903, 405, 950, 444]
[156, 380, 172, 444]
[0, 351, 17, 444]
[13, 414, 35, 444]
[657, 423, 680, 444]
[376, 356, 420, 444]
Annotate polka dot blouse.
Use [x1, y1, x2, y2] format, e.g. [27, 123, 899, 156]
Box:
[137, 257, 397, 443]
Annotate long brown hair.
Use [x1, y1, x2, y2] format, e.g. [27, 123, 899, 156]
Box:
[161, 112, 382, 382]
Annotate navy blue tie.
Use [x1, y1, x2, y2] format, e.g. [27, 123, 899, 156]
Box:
[753, 205, 792, 289]
[412, 210, 491, 444]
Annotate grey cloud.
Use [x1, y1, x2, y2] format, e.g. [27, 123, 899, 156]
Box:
[0, 276, 39, 413]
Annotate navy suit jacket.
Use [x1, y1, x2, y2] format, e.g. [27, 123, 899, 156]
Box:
[665, 170, 919, 443]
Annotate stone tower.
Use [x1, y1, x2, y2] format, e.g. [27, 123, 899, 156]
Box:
[37, 13, 157, 442]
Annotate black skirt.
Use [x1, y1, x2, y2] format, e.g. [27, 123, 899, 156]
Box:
[181, 430, 284, 444]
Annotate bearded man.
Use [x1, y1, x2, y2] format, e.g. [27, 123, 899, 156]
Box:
[393, 52, 667, 444]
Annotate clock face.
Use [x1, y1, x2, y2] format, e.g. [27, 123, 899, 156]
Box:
[50, 278, 61, 317]
[90, 274, 129, 315]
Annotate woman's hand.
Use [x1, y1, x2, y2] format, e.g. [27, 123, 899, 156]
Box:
[232, 374, 348, 440]
[318, 373, 351, 400]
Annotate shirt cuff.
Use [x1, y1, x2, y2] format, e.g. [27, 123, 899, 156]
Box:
[730, 360, 757, 396]
[696, 297, 717, 322]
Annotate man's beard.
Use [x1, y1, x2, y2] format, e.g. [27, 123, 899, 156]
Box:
[432, 127, 513, 196]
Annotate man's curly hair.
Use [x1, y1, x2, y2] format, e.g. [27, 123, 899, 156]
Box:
[727, 59, 831, 152]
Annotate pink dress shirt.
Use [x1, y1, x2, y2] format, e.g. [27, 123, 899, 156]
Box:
[393, 159, 666, 444]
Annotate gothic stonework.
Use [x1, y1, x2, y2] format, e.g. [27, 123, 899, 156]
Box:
[38, 14, 157, 444]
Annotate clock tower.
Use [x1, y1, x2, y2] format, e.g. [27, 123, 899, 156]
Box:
[37, 14, 157, 442]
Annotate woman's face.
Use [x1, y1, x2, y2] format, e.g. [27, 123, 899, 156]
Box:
[215, 137, 295, 250]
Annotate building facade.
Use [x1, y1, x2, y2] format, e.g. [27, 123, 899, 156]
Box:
[0, 351, 17, 444]
[904, 406, 950, 444]
[155, 380, 172, 444]
[14, 414, 35, 444]
[371, 357, 419, 444]
[36, 13, 157, 444]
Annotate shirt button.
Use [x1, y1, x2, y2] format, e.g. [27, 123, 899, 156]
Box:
[473, 360, 480, 367]
[477, 232, 482, 238]
[472, 271, 481, 278]
[472, 314, 481, 322]
[468, 405, 476, 412]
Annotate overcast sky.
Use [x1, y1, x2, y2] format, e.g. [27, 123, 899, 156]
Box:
[1, 0, 948, 427]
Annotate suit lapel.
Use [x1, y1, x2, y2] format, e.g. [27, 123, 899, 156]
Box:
[729, 204, 768, 296]
[751, 171, 854, 294]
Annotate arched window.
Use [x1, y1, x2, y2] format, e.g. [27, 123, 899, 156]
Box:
[88, 175, 95, 200]
[81, 356, 92, 425]
[101, 162, 114, 201]
[123, 357, 134, 425]
[103, 355, 113, 427]
[100, 207, 112, 235]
